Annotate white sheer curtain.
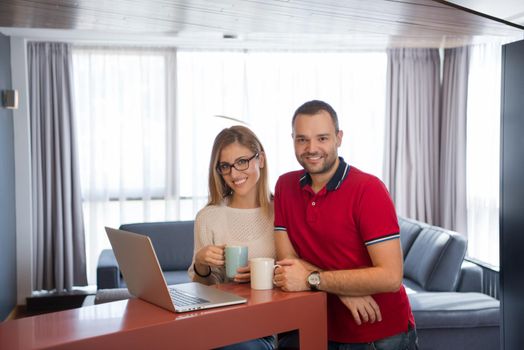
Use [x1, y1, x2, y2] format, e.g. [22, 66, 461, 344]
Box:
[177, 50, 387, 194]
[466, 43, 503, 267]
[72, 47, 177, 284]
[73, 48, 387, 284]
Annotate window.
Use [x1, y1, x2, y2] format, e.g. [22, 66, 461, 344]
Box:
[177, 50, 388, 192]
[73, 48, 388, 284]
[466, 43, 503, 268]
[73, 47, 178, 284]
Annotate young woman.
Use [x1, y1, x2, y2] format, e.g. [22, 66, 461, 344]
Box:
[188, 125, 275, 350]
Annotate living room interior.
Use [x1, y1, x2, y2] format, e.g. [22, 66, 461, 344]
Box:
[1, 1, 524, 349]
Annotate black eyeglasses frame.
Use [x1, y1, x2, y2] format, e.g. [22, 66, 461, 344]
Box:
[216, 153, 259, 175]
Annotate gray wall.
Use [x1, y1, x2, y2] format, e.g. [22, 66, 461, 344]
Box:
[0, 33, 17, 321]
[500, 38, 524, 350]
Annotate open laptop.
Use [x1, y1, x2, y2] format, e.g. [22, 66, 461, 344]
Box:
[104, 227, 247, 313]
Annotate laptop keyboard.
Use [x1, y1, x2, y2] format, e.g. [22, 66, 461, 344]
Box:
[168, 288, 209, 306]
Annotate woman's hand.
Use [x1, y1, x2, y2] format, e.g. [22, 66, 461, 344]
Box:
[234, 265, 251, 283]
[195, 244, 226, 268]
[338, 295, 382, 325]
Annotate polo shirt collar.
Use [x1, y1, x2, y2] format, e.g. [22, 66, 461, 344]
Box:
[299, 157, 350, 192]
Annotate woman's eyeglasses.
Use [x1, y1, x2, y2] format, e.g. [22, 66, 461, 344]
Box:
[216, 153, 259, 175]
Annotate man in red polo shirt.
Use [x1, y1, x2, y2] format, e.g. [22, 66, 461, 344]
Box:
[273, 100, 418, 350]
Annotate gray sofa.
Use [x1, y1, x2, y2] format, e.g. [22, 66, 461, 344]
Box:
[399, 217, 500, 350]
[95, 217, 500, 350]
[97, 221, 194, 289]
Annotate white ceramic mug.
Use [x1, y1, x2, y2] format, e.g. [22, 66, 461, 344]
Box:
[250, 257, 280, 290]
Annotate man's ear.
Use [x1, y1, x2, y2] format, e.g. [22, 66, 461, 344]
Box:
[336, 130, 343, 147]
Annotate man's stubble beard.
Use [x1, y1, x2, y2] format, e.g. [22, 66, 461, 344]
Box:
[297, 151, 338, 175]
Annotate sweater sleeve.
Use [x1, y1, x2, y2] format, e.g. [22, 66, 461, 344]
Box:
[187, 207, 226, 285]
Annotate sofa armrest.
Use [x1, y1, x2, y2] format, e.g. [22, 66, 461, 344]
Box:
[97, 249, 121, 289]
[457, 260, 483, 293]
[94, 288, 133, 305]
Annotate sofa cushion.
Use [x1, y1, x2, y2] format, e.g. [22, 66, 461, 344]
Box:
[163, 270, 192, 285]
[409, 292, 500, 350]
[398, 217, 427, 258]
[403, 226, 467, 291]
[409, 292, 499, 328]
[402, 279, 425, 293]
[119, 221, 194, 271]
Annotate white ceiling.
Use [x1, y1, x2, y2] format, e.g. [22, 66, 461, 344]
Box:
[447, 0, 524, 25]
[0, 0, 522, 50]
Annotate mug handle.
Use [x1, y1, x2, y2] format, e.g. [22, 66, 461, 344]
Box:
[272, 264, 282, 285]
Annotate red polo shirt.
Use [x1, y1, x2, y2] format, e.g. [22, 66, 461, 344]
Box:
[274, 158, 414, 343]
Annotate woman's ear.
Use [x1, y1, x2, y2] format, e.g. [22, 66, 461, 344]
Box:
[258, 152, 265, 169]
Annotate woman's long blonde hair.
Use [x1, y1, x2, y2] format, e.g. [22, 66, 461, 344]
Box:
[207, 125, 272, 218]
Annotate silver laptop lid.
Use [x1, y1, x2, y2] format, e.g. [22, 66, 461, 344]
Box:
[105, 227, 177, 312]
[104, 227, 246, 313]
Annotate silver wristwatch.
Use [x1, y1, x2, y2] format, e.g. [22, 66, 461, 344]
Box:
[307, 271, 321, 291]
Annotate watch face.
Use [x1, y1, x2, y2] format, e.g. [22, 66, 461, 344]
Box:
[309, 273, 320, 285]
[308, 272, 320, 289]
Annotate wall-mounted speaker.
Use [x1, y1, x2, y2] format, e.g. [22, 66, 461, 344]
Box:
[1, 89, 19, 109]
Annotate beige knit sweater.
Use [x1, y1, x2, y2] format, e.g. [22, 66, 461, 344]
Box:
[188, 204, 276, 284]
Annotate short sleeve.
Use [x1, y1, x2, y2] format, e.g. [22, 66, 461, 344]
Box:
[357, 178, 400, 245]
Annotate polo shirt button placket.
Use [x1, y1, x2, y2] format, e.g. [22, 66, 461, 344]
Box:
[306, 196, 319, 223]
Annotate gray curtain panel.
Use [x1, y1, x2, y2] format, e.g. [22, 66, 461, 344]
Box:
[439, 47, 470, 234]
[384, 48, 441, 225]
[27, 42, 87, 291]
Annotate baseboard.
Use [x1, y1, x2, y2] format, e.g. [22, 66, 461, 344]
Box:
[5, 305, 23, 321]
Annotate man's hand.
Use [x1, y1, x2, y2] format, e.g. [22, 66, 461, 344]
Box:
[274, 258, 315, 292]
[338, 295, 382, 325]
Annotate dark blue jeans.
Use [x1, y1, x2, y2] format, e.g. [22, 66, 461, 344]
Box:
[279, 325, 418, 350]
[215, 335, 276, 350]
[328, 325, 418, 350]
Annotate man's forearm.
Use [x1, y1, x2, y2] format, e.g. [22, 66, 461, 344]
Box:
[275, 232, 403, 295]
[318, 267, 402, 296]
[317, 239, 404, 296]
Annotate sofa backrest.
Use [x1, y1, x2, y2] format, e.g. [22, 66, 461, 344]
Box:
[403, 225, 467, 292]
[398, 217, 428, 258]
[119, 221, 194, 271]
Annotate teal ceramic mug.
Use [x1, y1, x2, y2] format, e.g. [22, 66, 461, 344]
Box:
[225, 245, 248, 280]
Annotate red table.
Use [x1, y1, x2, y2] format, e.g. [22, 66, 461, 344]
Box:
[0, 283, 327, 349]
